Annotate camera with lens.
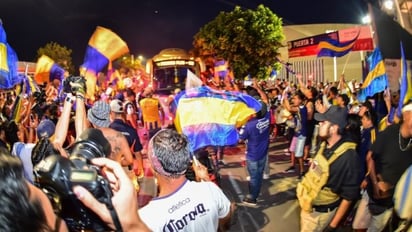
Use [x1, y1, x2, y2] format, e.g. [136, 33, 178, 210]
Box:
[63, 75, 87, 94]
[33, 129, 117, 232]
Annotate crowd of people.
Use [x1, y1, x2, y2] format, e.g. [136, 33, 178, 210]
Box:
[0, 65, 411, 232]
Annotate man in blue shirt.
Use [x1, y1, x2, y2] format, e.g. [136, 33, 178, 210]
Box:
[239, 102, 270, 206]
[109, 99, 144, 179]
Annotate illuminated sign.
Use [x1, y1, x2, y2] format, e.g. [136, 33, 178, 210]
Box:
[155, 60, 195, 67]
[288, 25, 373, 58]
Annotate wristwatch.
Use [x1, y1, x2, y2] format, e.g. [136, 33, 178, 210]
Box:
[65, 96, 74, 104]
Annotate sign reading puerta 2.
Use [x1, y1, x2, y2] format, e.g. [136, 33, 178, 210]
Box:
[287, 25, 374, 58]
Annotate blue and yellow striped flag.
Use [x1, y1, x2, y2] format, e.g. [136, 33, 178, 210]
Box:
[34, 55, 65, 85]
[81, 26, 129, 98]
[173, 86, 262, 151]
[357, 48, 388, 102]
[317, 34, 358, 58]
[0, 23, 21, 89]
[397, 42, 412, 117]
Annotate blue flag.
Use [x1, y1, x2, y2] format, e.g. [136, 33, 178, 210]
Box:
[357, 48, 388, 102]
[173, 86, 262, 151]
[317, 35, 358, 58]
[397, 42, 412, 117]
[0, 24, 21, 89]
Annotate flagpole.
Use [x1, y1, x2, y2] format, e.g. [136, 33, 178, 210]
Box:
[24, 63, 29, 77]
[333, 56, 337, 81]
[341, 52, 352, 75]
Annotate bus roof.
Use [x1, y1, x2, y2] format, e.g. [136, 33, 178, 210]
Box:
[152, 48, 194, 62]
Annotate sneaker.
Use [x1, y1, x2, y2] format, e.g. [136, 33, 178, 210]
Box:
[245, 176, 250, 181]
[284, 166, 295, 173]
[263, 173, 270, 179]
[242, 197, 257, 206]
[297, 172, 305, 180]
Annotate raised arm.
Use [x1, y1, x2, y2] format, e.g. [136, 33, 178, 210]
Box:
[252, 78, 268, 104]
[53, 94, 74, 146]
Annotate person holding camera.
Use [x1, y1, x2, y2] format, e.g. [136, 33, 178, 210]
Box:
[0, 147, 68, 232]
[54, 76, 133, 167]
[3, 132, 150, 232]
[73, 156, 151, 231]
[139, 129, 234, 232]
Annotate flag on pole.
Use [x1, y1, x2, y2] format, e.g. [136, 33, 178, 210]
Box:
[214, 59, 228, 79]
[185, 69, 203, 90]
[173, 86, 262, 151]
[317, 35, 358, 58]
[0, 23, 21, 89]
[357, 48, 388, 102]
[34, 55, 65, 85]
[397, 42, 412, 117]
[23, 75, 39, 95]
[81, 26, 129, 98]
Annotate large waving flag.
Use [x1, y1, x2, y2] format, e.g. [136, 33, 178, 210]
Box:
[317, 34, 358, 58]
[0, 23, 21, 89]
[173, 86, 262, 151]
[81, 26, 129, 98]
[34, 55, 65, 85]
[397, 42, 412, 117]
[357, 48, 388, 102]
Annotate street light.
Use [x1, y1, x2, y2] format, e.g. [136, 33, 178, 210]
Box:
[383, 0, 394, 11]
[362, 14, 371, 24]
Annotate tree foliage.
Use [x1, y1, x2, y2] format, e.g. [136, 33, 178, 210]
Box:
[37, 42, 74, 74]
[193, 5, 284, 79]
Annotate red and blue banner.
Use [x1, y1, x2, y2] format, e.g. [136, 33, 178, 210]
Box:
[173, 86, 262, 151]
[288, 25, 373, 58]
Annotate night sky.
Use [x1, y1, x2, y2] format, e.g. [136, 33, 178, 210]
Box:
[0, 0, 368, 66]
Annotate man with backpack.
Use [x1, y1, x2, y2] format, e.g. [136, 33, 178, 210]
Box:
[297, 106, 361, 231]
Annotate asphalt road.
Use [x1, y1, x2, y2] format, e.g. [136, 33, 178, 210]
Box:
[219, 138, 301, 232]
[137, 134, 303, 232]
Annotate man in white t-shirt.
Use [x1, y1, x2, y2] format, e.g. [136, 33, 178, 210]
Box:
[139, 129, 233, 232]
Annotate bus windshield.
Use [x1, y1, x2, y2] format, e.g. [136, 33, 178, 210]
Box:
[147, 48, 204, 95]
[153, 62, 199, 95]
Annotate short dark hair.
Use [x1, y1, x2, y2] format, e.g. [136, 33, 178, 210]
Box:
[339, 94, 350, 106]
[0, 149, 51, 231]
[149, 129, 191, 178]
[329, 87, 338, 96]
[126, 88, 135, 97]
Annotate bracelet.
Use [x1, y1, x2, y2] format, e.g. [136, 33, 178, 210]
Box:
[65, 96, 74, 104]
[76, 94, 85, 101]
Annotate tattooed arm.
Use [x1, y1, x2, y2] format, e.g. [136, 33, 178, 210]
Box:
[100, 127, 133, 167]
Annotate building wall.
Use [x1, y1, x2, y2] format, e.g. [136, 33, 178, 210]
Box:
[278, 23, 369, 83]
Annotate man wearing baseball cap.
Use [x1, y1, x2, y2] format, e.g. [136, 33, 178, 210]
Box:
[109, 99, 144, 179]
[297, 105, 361, 231]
